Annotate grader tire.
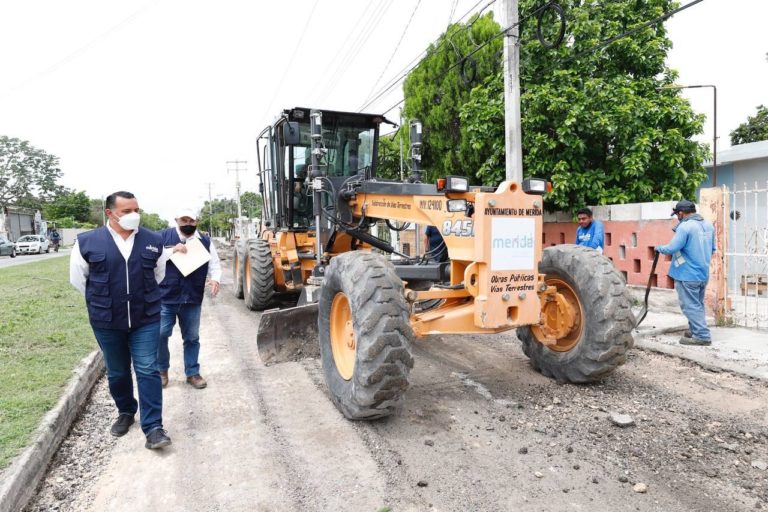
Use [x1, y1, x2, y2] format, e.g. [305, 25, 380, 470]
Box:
[517, 245, 634, 383]
[232, 241, 245, 299]
[318, 252, 415, 420]
[244, 239, 275, 311]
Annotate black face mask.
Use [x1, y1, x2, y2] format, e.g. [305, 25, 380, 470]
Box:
[179, 224, 197, 236]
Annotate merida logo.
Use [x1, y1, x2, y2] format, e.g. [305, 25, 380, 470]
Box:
[492, 235, 534, 249]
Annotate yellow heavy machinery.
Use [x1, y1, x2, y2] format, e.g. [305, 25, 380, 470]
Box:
[233, 107, 634, 420]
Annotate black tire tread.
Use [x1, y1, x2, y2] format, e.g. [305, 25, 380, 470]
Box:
[244, 239, 275, 311]
[517, 244, 634, 383]
[319, 252, 414, 420]
[232, 241, 245, 299]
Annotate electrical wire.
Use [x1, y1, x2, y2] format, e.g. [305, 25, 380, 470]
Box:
[0, 0, 162, 101]
[561, 0, 704, 65]
[359, 0, 423, 110]
[316, 0, 396, 105]
[309, 1, 378, 105]
[359, 0, 494, 112]
[260, 0, 321, 121]
[376, 0, 703, 118]
[448, 0, 460, 26]
[358, 0, 495, 112]
[363, 0, 491, 104]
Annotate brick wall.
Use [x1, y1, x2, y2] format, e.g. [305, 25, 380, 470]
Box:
[543, 220, 676, 288]
[543, 200, 680, 289]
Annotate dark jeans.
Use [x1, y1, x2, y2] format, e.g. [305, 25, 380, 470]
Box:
[157, 303, 202, 377]
[92, 322, 163, 434]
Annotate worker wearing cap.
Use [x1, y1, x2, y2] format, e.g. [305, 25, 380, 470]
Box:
[156, 208, 221, 388]
[655, 200, 716, 346]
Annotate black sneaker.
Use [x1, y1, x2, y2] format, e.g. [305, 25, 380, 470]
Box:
[110, 414, 135, 437]
[679, 336, 712, 346]
[145, 428, 172, 450]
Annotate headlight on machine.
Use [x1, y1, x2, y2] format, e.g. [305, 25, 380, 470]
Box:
[437, 175, 469, 193]
[522, 178, 550, 195]
[446, 199, 468, 212]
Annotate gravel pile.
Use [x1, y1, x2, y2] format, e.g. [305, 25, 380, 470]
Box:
[25, 378, 116, 512]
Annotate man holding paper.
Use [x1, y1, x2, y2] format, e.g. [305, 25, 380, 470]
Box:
[157, 208, 221, 389]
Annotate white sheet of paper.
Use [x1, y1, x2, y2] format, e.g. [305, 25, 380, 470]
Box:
[170, 237, 211, 277]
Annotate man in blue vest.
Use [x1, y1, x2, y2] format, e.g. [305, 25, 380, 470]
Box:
[575, 207, 605, 253]
[656, 200, 716, 346]
[157, 208, 221, 389]
[69, 191, 172, 450]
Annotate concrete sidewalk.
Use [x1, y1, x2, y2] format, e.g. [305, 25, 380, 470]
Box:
[630, 286, 768, 381]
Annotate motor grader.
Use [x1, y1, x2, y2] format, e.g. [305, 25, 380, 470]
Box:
[232, 107, 634, 420]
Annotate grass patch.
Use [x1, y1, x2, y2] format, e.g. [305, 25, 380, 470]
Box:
[0, 257, 96, 469]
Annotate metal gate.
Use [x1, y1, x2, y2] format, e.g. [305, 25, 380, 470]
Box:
[725, 181, 768, 329]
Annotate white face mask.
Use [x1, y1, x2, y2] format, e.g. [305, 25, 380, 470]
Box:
[116, 212, 141, 231]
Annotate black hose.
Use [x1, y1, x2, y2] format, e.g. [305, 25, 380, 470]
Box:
[536, 2, 566, 49]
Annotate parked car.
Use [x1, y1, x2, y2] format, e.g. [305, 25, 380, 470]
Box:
[15, 235, 50, 254]
[0, 237, 16, 258]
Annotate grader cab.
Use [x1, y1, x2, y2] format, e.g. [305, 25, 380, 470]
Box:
[232, 107, 634, 420]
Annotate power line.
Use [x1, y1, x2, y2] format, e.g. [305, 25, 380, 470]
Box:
[316, 0, 395, 105]
[309, 1, 378, 105]
[0, 0, 162, 101]
[358, 0, 495, 112]
[448, 0, 460, 25]
[359, 0, 423, 110]
[562, 0, 704, 65]
[315, 0, 393, 104]
[362, 0, 493, 110]
[260, 0, 321, 121]
[376, 0, 705, 117]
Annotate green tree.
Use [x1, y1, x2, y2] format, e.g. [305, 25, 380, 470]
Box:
[0, 136, 65, 207]
[730, 105, 768, 145]
[240, 191, 263, 218]
[43, 190, 91, 222]
[376, 131, 405, 180]
[198, 198, 237, 237]
[409, 1, 707, 209]
[88, 198, 106, 227]
[403, 13, 502, 182]
[140, 212, 169, 231]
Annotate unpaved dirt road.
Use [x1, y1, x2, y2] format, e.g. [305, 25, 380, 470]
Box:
[27, 268, 768, 511]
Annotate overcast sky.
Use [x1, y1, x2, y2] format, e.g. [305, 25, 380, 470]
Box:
[1, 0, 765, 222]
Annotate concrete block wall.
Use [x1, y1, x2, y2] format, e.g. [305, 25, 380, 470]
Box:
[60, 228, 90, 247]
[543, 202, 681, 289]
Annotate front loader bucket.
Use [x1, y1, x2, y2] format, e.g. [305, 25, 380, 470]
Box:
[256, 304, 320, 365]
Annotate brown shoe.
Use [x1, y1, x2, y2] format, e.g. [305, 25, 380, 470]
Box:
[186, 374, 207, 389]
[160, 371, 169, 388]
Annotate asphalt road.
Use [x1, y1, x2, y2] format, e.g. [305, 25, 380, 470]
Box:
[25, 265, 768, 511]
[0, 248, 69, 269]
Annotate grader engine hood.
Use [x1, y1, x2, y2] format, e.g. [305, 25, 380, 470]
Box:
[467, 181, 544, 330]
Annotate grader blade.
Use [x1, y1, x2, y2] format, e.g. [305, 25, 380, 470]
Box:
[256, 304, 319, 365]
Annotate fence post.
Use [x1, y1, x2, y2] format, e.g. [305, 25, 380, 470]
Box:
[699, 186, 728, 324]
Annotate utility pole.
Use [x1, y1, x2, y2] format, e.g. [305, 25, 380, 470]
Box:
[226, 160, 246, 220]
[205, 182, 214, 235]
[501, 0, 523, 182]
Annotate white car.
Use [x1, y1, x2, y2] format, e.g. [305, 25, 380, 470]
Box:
[15, 235, 50, 254]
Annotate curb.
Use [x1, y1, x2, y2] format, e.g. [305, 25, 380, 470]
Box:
[633, 331, 768, 383]
[633, 323, 689, 337]
[0, 350, 104, 512]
